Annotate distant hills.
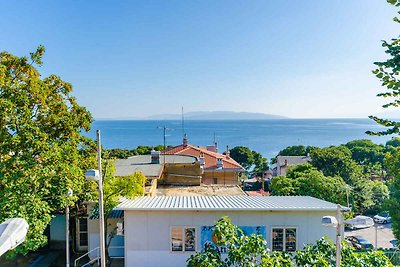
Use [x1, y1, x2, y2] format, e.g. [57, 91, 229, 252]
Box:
[143, 111, 288, 120]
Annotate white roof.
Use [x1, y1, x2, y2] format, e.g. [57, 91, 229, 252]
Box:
[116, 196, 340, 211]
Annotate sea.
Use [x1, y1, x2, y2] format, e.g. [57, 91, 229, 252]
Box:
[86, 119, 394, 160]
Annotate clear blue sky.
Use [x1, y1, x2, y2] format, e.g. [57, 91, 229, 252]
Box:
[0, 0, 398, 118]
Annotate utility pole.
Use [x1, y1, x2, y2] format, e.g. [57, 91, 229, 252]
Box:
[97, 130, 106, 267]
[65, 189, 73, 267]
[336, 204, 342, 267]
[157, 126, 172, 164]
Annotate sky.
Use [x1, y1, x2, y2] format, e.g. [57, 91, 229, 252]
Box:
[0, 0, 399, 119]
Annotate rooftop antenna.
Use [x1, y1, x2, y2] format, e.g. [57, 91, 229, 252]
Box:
[213, 132, 218, 152]
[157, 125, 173, 164]
[182, 106, 185, 137]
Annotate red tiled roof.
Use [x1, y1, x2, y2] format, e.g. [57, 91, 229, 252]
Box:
[164, 144, 243, 170]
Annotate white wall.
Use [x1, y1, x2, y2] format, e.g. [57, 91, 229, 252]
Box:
[88, 217, 125, 259]
[124, 210, 337, 267]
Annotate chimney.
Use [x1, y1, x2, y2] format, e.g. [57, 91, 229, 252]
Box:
[199, 152, 205, 168]
[183, 133, 188, 147]
[216, 158, 223, 168]
[206, 145, 216, 152]
[215, 141, 218, 153]
[151, 149, 160, 164]
[226, 145, 230, 159]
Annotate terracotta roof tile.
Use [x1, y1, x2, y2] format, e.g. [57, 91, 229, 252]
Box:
[164, 144, 243, 170]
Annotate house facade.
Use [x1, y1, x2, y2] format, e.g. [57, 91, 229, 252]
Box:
[271, 155, 312, 176]
[103, 195, 344, 267]
[163, 137, 244, 185]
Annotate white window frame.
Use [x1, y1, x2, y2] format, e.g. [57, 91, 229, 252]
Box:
[170, 226, 197, 253]
[270, 226, 298, 252]
[76, 217, 88, 251]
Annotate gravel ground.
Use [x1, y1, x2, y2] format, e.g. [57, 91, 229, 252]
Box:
[344, 222, 397, 249]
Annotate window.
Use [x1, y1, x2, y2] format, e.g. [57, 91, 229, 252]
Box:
[76, 217, 88, 251]
[271, 227, 296, 252]
[171, 226, 196, 252]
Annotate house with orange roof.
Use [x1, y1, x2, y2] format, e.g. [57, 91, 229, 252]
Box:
[163, 134, 244, 185]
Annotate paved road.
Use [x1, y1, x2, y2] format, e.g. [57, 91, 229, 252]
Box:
[345, 223, 397, 249]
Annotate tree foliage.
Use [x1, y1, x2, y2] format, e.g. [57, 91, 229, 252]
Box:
[230, 146, 268, 175]
[310, 146, 360, 183]
[187, 216, 392, 267]
[344, 140, 385, 168]
[367, 0, 400, 136]
[106, 145, 166, 159]
[0, 47, 95, 254]
[90, 157, 146, 266]
[367, 0, 400, 241]
[383, 148, 400, 241]
[270, 164, 347, 205]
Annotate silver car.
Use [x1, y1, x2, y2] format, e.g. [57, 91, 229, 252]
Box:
[373, 212, 391, 224]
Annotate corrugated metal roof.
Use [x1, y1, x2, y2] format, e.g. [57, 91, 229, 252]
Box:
[116, 196, 341, 211]
[89, 209, 124, 220]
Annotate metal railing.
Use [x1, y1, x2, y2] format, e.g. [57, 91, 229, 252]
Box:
[74, 246, 125, 267]
[74, 247, 99, 267]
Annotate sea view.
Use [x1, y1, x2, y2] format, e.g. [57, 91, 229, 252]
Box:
[3, 1, 400, 266]
[87, 118, 393, 159]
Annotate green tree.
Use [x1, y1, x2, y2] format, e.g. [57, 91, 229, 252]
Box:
[0, 47, 95, 255]
[187, 217, 392, 267]
[271, 164, 347, 205]
[370, 180, 390, 211]
[90, 157, 146, 265]
[230, 146, 254, 170]
[278, 145, 315, 157]
[310, 146, 359, 183]
[230, 146, 268, 176]
[345, 140, 385, 168]
[383, 149, 400, 240]
[252, 151, 269, 176]
[367, 0, 400, 241]
[187, 216, 285, 267]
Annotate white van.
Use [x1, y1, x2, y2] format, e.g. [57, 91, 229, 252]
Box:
[344, 215, 374, 230]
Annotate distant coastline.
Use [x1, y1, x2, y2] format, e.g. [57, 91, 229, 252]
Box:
[96, 111, 288, 121]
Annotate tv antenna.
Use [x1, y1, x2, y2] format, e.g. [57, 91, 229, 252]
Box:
[157, 125, 173, 164]
[182, 106, 185, 137]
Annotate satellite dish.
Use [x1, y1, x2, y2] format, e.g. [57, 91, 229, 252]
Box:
[0, 218, 29, 256]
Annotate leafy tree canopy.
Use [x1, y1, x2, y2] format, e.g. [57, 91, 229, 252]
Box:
[271, 164, 347, 205]
[383, 148, 400, 241]
[106, 145, 166, 159]
[367, 0, 400, 241]
[0, 47, 95, 254]
[344, 139, 385, 167]
[230, 146, 268, 175]
[310, 146, 362, 183]
[187, 216, 393, 267]
[278, 145, 315, 157]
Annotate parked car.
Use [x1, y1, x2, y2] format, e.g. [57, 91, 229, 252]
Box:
[345, 236, 373, 250]
[344, 215, 374, 230]
[373, 212, 391, 224]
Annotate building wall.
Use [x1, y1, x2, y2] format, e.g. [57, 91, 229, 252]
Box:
[124, 210, 337, 267]
[50, 214, 66, 242]
[202, 170, 240, 185]
[88, 217, 125, 260]
[160, 162, 202, 185]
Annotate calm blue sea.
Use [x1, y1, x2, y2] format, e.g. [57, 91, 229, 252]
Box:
[86, 119, 393, 159]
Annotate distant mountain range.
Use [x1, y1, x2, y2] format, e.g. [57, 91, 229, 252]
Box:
[143, 111, 289, 120]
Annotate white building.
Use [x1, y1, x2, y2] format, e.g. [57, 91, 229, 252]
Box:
[86, 195, 344, 267]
